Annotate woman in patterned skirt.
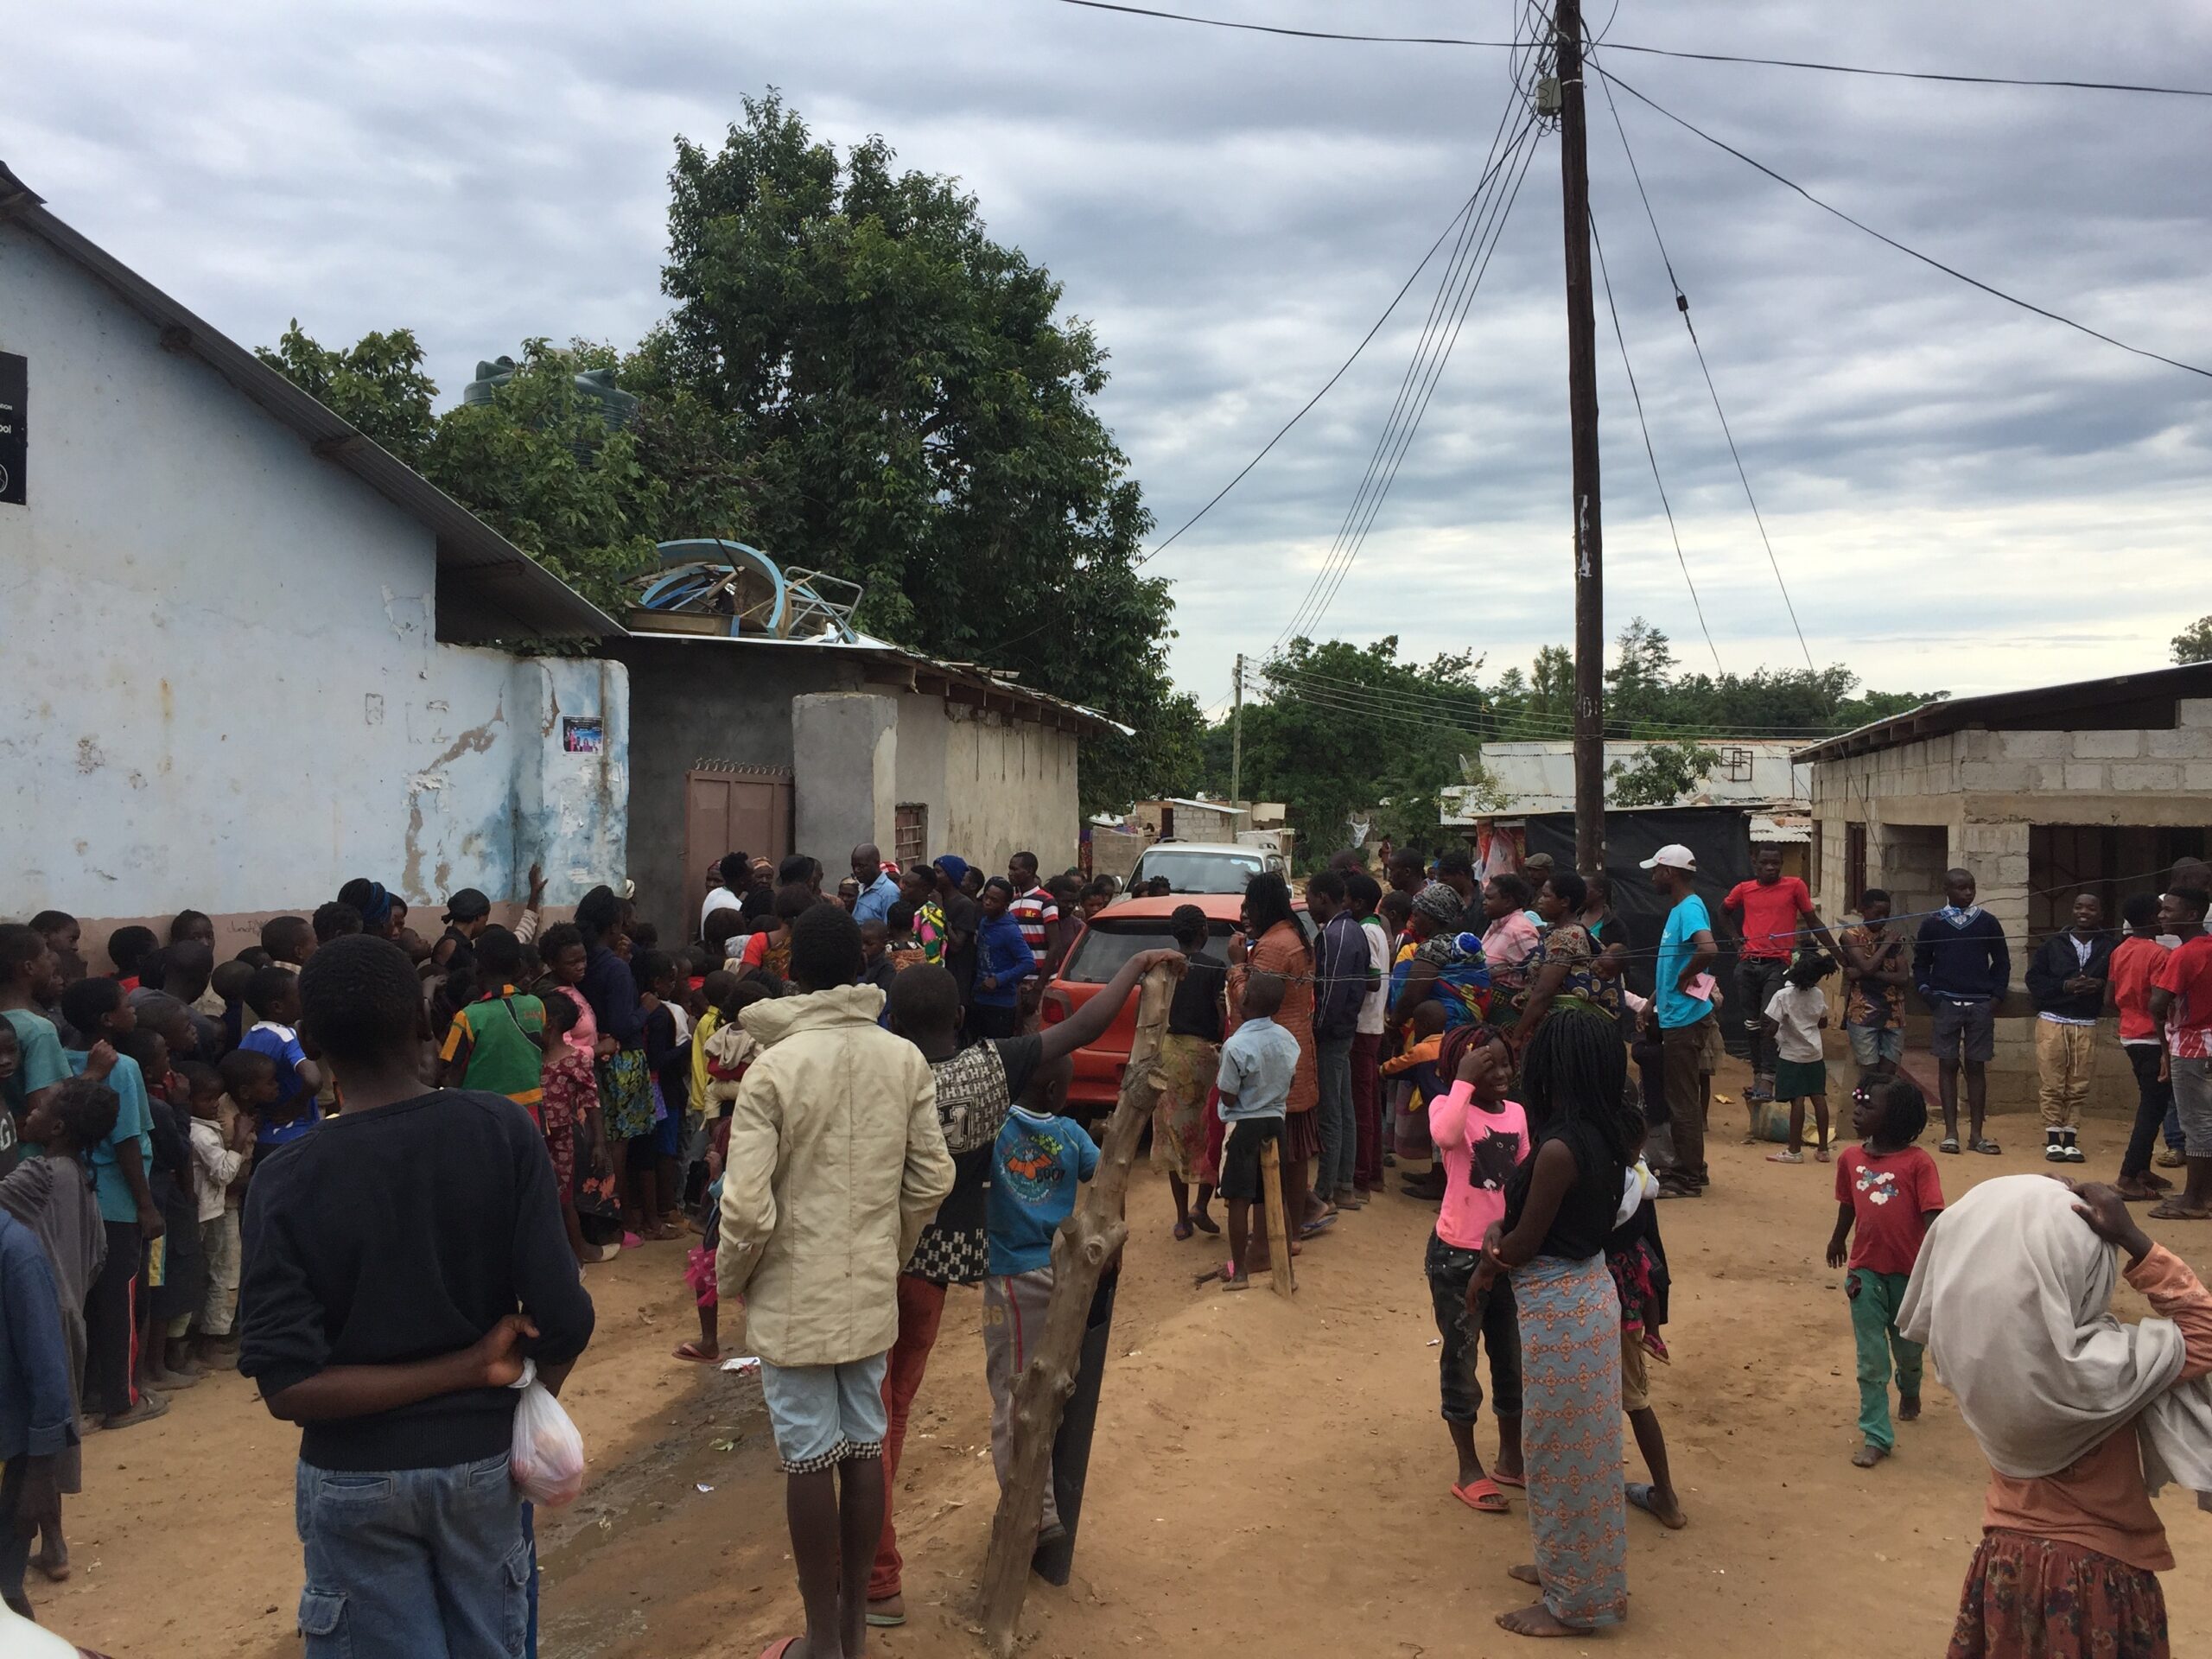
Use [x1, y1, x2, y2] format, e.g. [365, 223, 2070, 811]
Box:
[1900, 1175, 2212, 1659]
[1473, 1009, 1633, 1637]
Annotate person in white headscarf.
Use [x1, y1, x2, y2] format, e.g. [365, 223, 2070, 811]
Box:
[1898, 1174, 2212, 1659]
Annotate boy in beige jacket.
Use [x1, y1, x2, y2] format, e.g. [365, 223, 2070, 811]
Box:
[718, 903, 954, 1659]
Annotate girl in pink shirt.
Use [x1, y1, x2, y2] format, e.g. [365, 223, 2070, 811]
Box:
[1424, 1026, 1531, 1513]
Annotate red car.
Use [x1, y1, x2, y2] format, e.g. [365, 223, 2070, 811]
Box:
[1041, 893, 1313, 1114]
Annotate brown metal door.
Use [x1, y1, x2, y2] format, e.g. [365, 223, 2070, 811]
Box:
[684, 766, 792, 924]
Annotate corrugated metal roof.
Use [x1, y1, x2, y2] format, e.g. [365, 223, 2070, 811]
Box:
[0, 162, 617, 643]
[620, 626, 1134, 738]
[1793, 662, 2212, 765]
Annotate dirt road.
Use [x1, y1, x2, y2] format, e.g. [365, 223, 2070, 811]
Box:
[38, 1075, 2212, 1657]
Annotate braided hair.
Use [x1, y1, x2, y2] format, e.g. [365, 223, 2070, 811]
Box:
[1437, 1020, 1504, 1083]
[1516, 1006, 1640, 1173]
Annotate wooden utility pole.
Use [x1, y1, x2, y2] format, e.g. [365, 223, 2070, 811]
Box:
[977, 961, 1178, 1656]
[1230, 651, 1246, 809]
[1555, 0, 1606, 873]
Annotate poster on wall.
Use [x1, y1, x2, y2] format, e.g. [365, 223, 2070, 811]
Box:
[562, 716, 604, 754]
[0, 353, 24, 505]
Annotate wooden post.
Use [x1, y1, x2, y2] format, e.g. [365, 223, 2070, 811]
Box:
[976, 962, 1177, 1657]
[1258, 1139, 1294, 1297]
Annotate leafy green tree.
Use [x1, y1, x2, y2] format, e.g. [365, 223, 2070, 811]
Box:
[1606, 741, 1720, 806]
[256, 323, 436, 467]
[2175, 616, 2212, 664]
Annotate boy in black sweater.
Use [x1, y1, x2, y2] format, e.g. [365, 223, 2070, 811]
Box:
[241, 935, 594, 1659]
[2024, 890, 2115, 1165]
[1912, 868, 2011, 1156]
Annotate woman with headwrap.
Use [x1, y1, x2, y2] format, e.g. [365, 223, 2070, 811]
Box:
[1390, 883, 1493, 1032]
[1227, 873, 1324, 1231]
[336, 878, 399, 940]
[1899, 1175, 2212, 1659]
[575, 885, 667, 1242]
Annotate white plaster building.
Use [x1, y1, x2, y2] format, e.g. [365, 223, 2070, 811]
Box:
[0, 162, 627, 957]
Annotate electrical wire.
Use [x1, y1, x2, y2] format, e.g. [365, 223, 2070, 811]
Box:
[1259, 664, 1849, 740]
[1272, 90, 1535, 643]
[1590, 46, 1817, 679]
[1589, 205, 1725, 675]
[1300, 126, 1545, 638]
[1597, 65, 2212, 381]
[1047, 0, 2212, 99]
[1274, 111, 1541, 646]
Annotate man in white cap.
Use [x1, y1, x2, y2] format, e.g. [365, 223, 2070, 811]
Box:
[1643, 843, 1718, 1196]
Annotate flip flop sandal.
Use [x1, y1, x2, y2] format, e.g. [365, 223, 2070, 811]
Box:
[1192, 1214, 1222, 1235]
[1173, 1219, 1194, 1242]
[1626, 1483, 1687, 1529]
[1972, 1139, 2003, 1155]
[1766, 1151, 1804, 1165]
[1491, 1469, 1527, 1490]
[1452, 1478, 1510, 1514]
[1299, 1214, 1338, 1239]
[2149, 1201, 2212, 1221]
[760, 1640, 802, 1659]
[866, 1605, 908, 1629]
[671, 1340, 720, 1363]
[1938, 1137, 1961, 1154]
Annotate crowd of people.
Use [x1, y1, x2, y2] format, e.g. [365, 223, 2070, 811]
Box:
[0, 836, 2207, 1657]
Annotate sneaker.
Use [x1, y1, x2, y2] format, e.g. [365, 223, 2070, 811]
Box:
[2157, 1147, 2187, 1168]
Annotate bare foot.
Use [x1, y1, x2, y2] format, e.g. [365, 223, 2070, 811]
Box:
[33, 1538, 68, 1582]
[1852, 1440, 1889, 1468]
[1898, 1394, 1922, 1422]
[1507, 1564, 1543, 1587]
[1497, 1603, 1593, 1638]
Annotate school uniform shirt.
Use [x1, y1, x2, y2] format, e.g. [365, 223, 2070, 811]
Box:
[986, 1107, 1099, 1276]
[2109, 935, 2171, 1047]
[1215, 1014, 1299, 1122]
[239, 1020, 316, 1145]
[1763, 983, 1827, 1065]
[2154, 933, 2212, 1060]
[1010, 886, 1059, 957]
[1834, 1144, 1945, 1275]
[1655, 893, 1715, 1031]
[1725, 875, 1814, 961]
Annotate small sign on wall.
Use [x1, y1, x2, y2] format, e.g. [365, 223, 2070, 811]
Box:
[562, 715, 604, 754]
[0, 353, 24, 505]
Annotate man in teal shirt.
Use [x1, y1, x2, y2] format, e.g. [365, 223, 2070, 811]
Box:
[1645, 844, 1718, 1197]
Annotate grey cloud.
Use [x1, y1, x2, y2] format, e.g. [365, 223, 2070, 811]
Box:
[11, 0, 2210, 704]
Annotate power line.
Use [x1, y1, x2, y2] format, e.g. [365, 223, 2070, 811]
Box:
[1272, 94, 1538, 643]
[1591, 48, 1816, 679]
[1302, 128, 1545, 637]
[1589, 205, 1724, 675]
[1597, 66, 2212, 381]
[1047, 0, 2212, 99]
[1275, 113, 1541, 646]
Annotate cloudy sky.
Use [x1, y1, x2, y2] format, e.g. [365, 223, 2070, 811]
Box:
[13, 0, 2211, 718]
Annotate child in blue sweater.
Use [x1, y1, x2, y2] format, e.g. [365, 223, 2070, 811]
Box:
[1911, 868, 2011, 1156]
[982, 1053, 1094, 1546]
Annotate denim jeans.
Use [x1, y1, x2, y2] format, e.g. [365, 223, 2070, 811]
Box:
[2120, 1043, 2175, 1179]
[1315, 1033, 1357, 1197]
[296, 1452, 531, 1658]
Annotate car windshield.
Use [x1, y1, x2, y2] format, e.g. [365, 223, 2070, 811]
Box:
[1135, 850, 1262, 894]
[1060, 918, 1232, 984]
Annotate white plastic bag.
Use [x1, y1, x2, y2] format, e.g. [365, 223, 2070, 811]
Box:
[509, 1359, 587, 1507]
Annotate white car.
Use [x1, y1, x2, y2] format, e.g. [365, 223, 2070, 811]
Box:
[1128, 841, 1286, 896]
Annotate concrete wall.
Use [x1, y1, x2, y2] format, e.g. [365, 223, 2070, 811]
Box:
[617, 637, 1084, 933]
[0, 219, 626, 937]
[1808, 708, 2212, 1113]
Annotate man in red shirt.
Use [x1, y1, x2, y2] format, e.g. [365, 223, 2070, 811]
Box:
[2112, 891, 2177, 1201]
[2150, 885, 2212, 1220]
[1724, 849, 1840, 1102]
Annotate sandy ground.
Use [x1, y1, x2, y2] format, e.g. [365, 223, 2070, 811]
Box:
[35, 1063, 2212, 1659]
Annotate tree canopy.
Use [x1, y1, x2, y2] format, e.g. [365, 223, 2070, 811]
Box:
[258, 92, 1198, 813]
[1201, 620, 1941, 858]
[2175, 615, 2212, 664]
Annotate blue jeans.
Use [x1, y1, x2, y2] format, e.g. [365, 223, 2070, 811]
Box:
[1316, 1033, 1357, 1198]
[296, 1453, 531, 1658]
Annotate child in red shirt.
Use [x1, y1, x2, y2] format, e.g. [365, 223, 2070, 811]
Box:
[1826, 1076, 1944, 1469]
